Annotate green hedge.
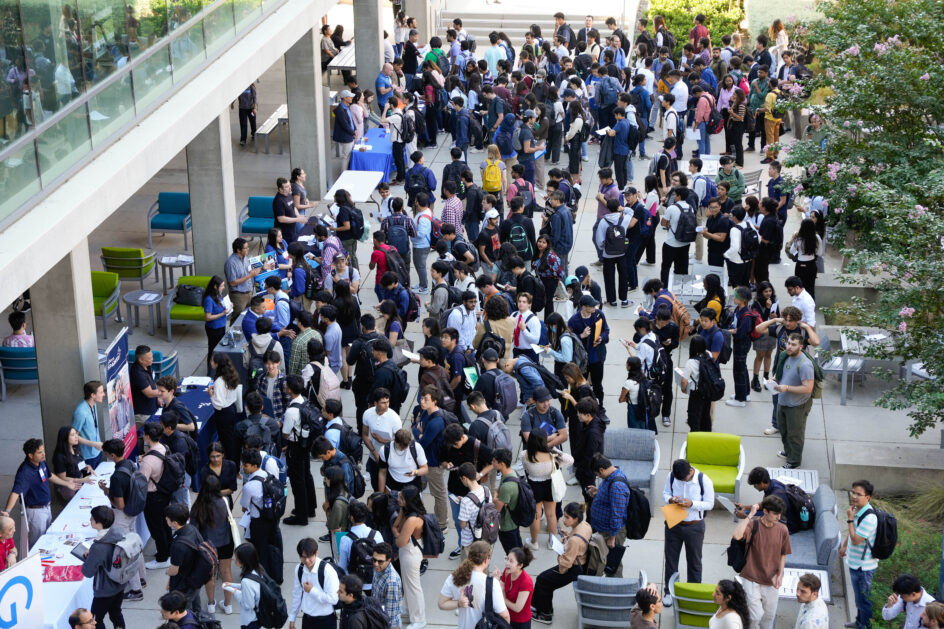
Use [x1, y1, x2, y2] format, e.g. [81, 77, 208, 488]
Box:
[647, 0, 744, 58]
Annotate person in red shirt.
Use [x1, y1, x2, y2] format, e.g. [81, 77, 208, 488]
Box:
[689, 14, 710, 53]
[0, 515, 16, 571]
[499, 546, 534, 629]
[369, 230, 394, 301]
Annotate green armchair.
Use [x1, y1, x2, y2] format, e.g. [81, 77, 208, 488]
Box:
[91, 271, 122, 339]
[679, 432, 745, 504]
[669, 574, 720, 629]
[147, 192, 192, 250]
[100, 247, 157, 290]
[165, 275, 213, 342]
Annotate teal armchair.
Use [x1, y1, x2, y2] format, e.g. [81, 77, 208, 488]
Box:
[147, 192, 192, 250]
[0, 346, 39, 401]
[239, 196, 275, 242]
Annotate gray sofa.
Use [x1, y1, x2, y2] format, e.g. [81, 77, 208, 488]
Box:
[602, 428, 660, 498]
[785, 484, 841, 578]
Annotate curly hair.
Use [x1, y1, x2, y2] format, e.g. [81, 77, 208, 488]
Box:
[451, 541, 492, 587]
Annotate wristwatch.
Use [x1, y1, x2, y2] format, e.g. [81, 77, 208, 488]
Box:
[847, 519, 854, 523]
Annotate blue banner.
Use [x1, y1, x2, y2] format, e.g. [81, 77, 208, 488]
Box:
[104, 328, 136, 458]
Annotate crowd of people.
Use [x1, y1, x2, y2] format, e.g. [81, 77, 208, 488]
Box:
[2, 8, 922, 629]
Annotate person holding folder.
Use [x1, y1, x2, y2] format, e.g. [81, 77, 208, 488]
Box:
[661, 458, 715, 607]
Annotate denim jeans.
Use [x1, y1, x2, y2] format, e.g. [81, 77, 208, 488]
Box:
[697, 122, 711, 156]
[464, 218, 480, 244]
[449, 496, 462, 547]
[850, 568, 875, 628]
[521, 159, 536, 187]
[732, 349, 750, 402]
[624, 240, 640, 289]
[412, 247, 430, 289]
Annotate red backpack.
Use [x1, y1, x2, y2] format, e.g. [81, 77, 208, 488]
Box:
[746, 307, 766, 340]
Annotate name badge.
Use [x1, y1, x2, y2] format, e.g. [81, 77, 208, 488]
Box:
[39, 467, 46, 482]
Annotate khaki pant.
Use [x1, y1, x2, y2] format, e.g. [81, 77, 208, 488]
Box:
[694, 210, 705, 262]
[765, 118, 781, 159]
[229, 290, 252, 324]
[341, 238, 359, 274]
[742, 578, 779, 629]
[26, 505, 52, 548]
[426, 464, 449, 529]
[399, 541, 426, 624]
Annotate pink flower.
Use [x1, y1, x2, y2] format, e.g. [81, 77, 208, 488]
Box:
[807, 164, 818, 175]
[920, 73, 930, 80]
[843, 44, 860, 57]
[794, 184, 805, 196]
[843, 120, 851, 128]
[904, 272, 913, 280]
[899, 307, 916, 318]
[834, 207, 842, 214]
[898, 321, 907, 333]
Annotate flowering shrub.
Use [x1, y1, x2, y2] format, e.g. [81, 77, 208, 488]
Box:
[647, 0, 744, 57]
[784, 0, 944, 436]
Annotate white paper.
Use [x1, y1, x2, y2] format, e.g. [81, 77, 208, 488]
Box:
[595, 126, 611, 135]
[180, 376, 213, 388]
[763, 377, 779, 394]
[177, 254, 194, 263]
[674, 367, 685, 385]
[296, 235, 315, 245]
[531, 344, 548, 354]
[716, 496, 737, 515]
[138, 292, 162, 302]
[222, 295, 233, 310]
[160, 256, 177, 264]
[695, 226, 705, 233]
[354, 144, 374, 150]
[551, 535, 566, 555]
[401, 350, 420, 362]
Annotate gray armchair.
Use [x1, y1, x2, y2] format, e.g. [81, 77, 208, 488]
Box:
[573, 571, 647, 629]
[603, 428, 660, 498]
[785, 485, 841, 579]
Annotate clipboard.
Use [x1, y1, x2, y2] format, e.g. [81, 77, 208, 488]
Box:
[70, 540, 93, 561]
[661, 503, 689, 528]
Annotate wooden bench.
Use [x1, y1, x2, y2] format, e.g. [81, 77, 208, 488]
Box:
[255, 103, 288, 154]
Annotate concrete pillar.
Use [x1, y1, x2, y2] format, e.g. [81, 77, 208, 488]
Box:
[31, 240, 101, 452]
[404, 0, 434, 44]
[353, 0, 384, 86]
[285, 28, 328, 200]
[186, 114, 238, 277]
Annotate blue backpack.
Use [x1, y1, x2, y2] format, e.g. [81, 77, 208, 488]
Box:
[695, 175, 719, 208]
[385, 215, 411, 258]
[598, 77, 620, 106]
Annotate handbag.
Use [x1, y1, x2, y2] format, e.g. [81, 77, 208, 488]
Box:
[392, 338, 414, 368]
[550, 454, 567, 503]
[175, 284, 205, 307]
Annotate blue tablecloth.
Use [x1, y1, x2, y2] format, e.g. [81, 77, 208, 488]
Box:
[349, 127, 403, 182]
[145, 387, 218, 490]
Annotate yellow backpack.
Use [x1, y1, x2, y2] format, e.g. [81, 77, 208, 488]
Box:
[483, 159, 502, 193]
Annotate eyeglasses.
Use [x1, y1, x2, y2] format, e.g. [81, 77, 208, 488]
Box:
[372, 558, 389, 564]
[849, 491, 867, 497]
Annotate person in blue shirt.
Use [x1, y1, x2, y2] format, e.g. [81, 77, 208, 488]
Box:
[728, 287, 756, 406]
[766, 160, 789, 227]
[73, 380, 105, 467]
[568, 295, 610, 405]
[203, 275, 230, 374]
[544, 191, 573, 263]
[501, 354, 543, 405]
[587, 453, 631, 575]
[630, 75, 652, 158]
[312, 436, 357, 496]
[333, 90, 357, 160]
[264, 227, 291, 279]
[404, 151, 438, 209]
[450, 97, 471, 159]
[263, 275, 294, 358]
[412, 385, 449, 529]
[286, 242, 310, 301]
[240, 296, 266, 341]
[637, 279, 677, 320]
[697, 308, 725, 363]
[159, 591, 199, 627]
[608, 107, 633, 190]
[693, 58, 718, 94]
[379, 272, 411, 320]
[375, 63, 394, 111]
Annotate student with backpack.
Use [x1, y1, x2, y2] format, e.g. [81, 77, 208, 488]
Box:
[679, 335, 714, 432]
[437, 540, 510, 627]
[226, 543, 271, 629]
[81, 506, 131, 628]
[568, 295, 611, 405]
[587, 454, 633, 576]
[594, 197, 633, 307]
[338, 501, 385, 591]
[724, 206, 756, 289]
[242, 453, 286, 583]
[339, 574, 391, 629]
[841, 479, 884, 629]
[532, 502, 592, 624]
[490, 448, 532, 552]
[189, 475, 235, 614]
[456, 462, 498, 559]
[727, 287, 757, 408]
[381, 196, 417, 277]
[405, 151, 437, 209]
[660, 186, 697, 285]
[499, 196, 537, 261]
[139, 423, 175, 570]
[289, 537, 340, 629]
[98, 439, 147, 600]
[166, 502, 216, 611]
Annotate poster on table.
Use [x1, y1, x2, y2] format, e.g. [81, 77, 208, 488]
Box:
[0, 554, 44, 627]
[104, 328, 136, 458]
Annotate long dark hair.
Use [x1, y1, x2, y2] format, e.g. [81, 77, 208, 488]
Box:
[234, 542, 264, 578]
[206, 275, 224, 306]
[333, 280, 360, 325]
[535, 234, 553, 273]
[379, 300, 403, 338]
[400, 485, 426, 516]
[810, 209, 827, 240]
[190, 474, 222, 529]
[796, 218, 819, 256]
[545, 312, 567, 350]
[211, 353, 241, 390]
[626, 356, 644, 382]
[717, 579, 751, 628]
[526, 427, 550, 463]
[325, 465, 347, 503]
[287, 242, 306, 269]
[694, 273, 725, 312]
[53, 426, 79, 467]
[689, 334, 707, 359]
[266, 228, 284, 253]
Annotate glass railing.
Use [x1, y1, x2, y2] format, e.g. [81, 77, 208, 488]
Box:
[0, 0, 281, 228]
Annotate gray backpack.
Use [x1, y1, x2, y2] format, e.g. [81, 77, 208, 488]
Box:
[473, 409, 513, 451]
[106, 532, 144, 585]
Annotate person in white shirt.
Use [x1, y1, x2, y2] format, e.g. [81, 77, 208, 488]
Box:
[208, 353, 243, 465]
[724, 206, 751, 289]
[379, 429, 428, 493]
[239, 450, 283, 583]
[794, 573, 829, 629]
[511, 293, 543, 362]
[661, 458, 715, 607]
[881, 575, 936, 629]
[282, 376, 317, 526]
[437, 540, 510, 629]
[338, 501, 385, 586]
[362, 390, 404, 490]
[446, 291, 478, 351]
[784, 276, 816, 327]
[289, 537, 340, 629]
[624, 317, 659, 372]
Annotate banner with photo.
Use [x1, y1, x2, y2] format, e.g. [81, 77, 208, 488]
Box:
[104, 328, 136, 458]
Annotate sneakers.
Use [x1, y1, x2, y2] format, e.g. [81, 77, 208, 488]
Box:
[725, 399, 746, 407]
[145, 559, 170, 570]
[415, 287, 430, 295]
[783, 463, 799, 469]
[123, 590, 144, 602]
[449, 546, 462, 559]
[777, 450, 787, 459]
[764, 427, 780, 436]
[607, 301, 618, 307]
[760, 157, 773, 164]
[407, 623, 428, 629]
[751, 375, 762, 392]
[207, 603, 216, 614]
[525, 538, 540, 551]
[318, 533, 331, 542]
[283, 516, 308, 525]
[340, 380, 352, 390]
[662, 593, 674, 607]
[621, 300, 632, 308]
[221, 604, 233, 615]
[469, 146, 484, 153]
[662, 416, 671, 427]
[533, 613, 554, 624]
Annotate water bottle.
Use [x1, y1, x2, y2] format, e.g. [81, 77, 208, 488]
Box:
[800, 506, 810, 525]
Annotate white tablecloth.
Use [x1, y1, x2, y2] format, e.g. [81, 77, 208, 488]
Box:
[35, 461, 148, 629]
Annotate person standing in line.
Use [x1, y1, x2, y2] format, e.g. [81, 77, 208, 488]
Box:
[840, 479, 879, 629]
[73, 380, 105, 468]
[289, 537, 340, 629]
[282, 375, 317, 526]
[80, 506, 127, 629]
[98, 438, 145, 600]
[165, 502, 208, 611]
[795, 573, 829, 629]
[240, 450, 283, 585]
[770, 334, 815, 469]
[732, 497, 791, 629]
[661, 459, 714, 607]
[393, 486, 428, 629]
[372, 542, 404, 628]
[586, 454, 631, 576]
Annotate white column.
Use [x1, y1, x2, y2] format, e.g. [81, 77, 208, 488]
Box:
[285, 28, 329, 199]
[353, 0, 384, 86]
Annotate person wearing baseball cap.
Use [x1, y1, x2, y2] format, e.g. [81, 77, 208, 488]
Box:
[332, 90, 357, 162]
[568, 293, 609, 405]
[622, 185, 647, 292]
[572, 265, 603, 306]
[516, 109, 545, 188]
[476, 204, 503, 269]
[520, 386, 567, 447]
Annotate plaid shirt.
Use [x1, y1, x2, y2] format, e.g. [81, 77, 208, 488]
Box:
[590, 468, 631, 535]
[253, 371, 289, 419]
[381, 213, 417, 237]
[372, 563, 403, 628]
[289, 328, 320, 375]
[441, 196, 464, 234]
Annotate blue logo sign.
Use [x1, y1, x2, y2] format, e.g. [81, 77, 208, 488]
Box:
[0, 576, 33, 629]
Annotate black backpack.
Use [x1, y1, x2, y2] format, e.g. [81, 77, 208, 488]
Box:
[288, 400, 321, 450]
[348, 207, 366, 240]
[782, 483, 815, 532]
[418, 512, 446, 557]
[178, 531, 219, 590]
[642, 338, 669, 381]
[613, 477, 652, 540]
[696, 354, 726, 401]
[500, 475, 537, 528]
[602, 214, 629, 256]
[435, 283, 464, 310]
[726, 518, 759, 572]
[247, 339, 276, 388]
[244, 572, 289, 628]
[305, 264, 324, 300]
[713, 328, 733, 364]
[330, 454, 366, 498]
[179, 432, 200, 477]
[378, 362, 410, 408]
[399, 112, 416, 144]
[325, 418, 364, 464]
[857, 506, 898, 560]
[475, 575, 512, 629]
[406, 167, 431, 200]
[738, 224, 760, 261]
[346, 529, 380, 585]
[671, 202, 697, 243]
[359, 595, 392, 629]
[249, 473, 287, 522]
[637, 378, 663, 430]
[518, 272, 545, 313]
[144, 449, 186, 496]
[383, 247, 411, 288]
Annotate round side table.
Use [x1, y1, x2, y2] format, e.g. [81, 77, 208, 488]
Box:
[157, 252, 196, 294]
[122, 290, 164, 336]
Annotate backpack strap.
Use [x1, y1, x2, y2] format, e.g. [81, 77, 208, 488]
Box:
[473, 438, 481, 467]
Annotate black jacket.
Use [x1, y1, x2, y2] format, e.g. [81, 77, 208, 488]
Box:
[81, 527, 126, 597]
[574, 416, 606, 476]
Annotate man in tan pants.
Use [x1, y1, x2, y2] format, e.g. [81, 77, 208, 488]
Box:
[412, 386, 450, 529]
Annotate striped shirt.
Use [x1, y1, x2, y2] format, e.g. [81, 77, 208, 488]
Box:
[847, 504, 878, 570]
